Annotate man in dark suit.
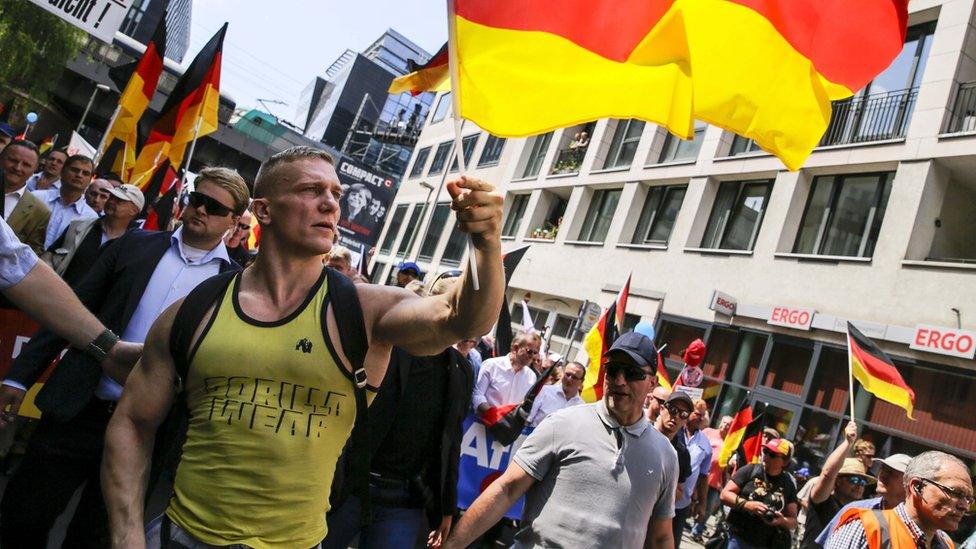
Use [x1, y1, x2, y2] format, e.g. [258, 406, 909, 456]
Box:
[0, 167, 250, 548]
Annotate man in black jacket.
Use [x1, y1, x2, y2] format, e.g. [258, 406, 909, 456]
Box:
[324, 276, 474, 549]
[0, 167, 249, 548]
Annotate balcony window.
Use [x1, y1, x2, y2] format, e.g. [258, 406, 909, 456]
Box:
[603, 120, 645, 169]
[521, 132, 553, 178]
[428, 142, 451, 175]
[449, 134, 480, 172]
[395, 206, 424, 258]
[945, 82, 976, 134]
[441, 225, 467, 266]
[551, 123, 595, 175]
[631, 185, 687, 245]
[659, 121, 706, 163]
[924, 181, 976, 264]
[378, 204, 407, 254]
[729, 135, 762, 156]
[793, 173, 892, 258]
[701, 180, 773, 251]
[431, 93, 452, 123]
[418, 203, 451, 261]
[578, 189, 622, 243]
[502, 194, 530, 238]
[530, 195, 567, 240]
[409, 147, 430, 178]
[478, 135, 506, 166]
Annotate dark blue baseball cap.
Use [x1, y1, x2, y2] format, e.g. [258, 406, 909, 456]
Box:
[605, 331, 657, 368]
[397, 261, 421, 276]
[0, 123, 14, 137]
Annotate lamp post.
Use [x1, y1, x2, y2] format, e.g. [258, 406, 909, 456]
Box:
[404, 180, 436, 262]
[76, 83, 111, 134]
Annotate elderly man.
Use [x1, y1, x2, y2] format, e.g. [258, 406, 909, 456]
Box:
[525, 361, 585, 427]
[646, 385, 671, 423]
[816, 454, 913, 546]
[827, 451, 971, 549]
[472, 330, 540, 417]
[84, 178, 114, 215]
[443, 332, 678, 549]
[26, 149, 67, 192]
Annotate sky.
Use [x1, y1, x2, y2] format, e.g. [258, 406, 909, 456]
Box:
[184, 0, 448, 125]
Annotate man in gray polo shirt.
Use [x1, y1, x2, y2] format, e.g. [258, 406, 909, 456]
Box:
[444, 332, 678, 549]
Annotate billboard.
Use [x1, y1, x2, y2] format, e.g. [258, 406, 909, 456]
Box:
[334, 155, 398, 269]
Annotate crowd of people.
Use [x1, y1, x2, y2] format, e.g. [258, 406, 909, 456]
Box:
[0, 131, 974, 549]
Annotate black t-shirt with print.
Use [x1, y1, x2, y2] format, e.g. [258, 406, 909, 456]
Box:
[727, 463, 799, 546]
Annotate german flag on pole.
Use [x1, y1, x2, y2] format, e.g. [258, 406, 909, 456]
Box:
[132, 23, 226, 182]
[389, 42, 450, 96]
[446, 0, 908, 170]
[847, 322, 916, 419]
[101, 15, 166, 180]
[656, 352, 672, 392]
[718, 398, 766, 468]
[581, 274, 631, 403]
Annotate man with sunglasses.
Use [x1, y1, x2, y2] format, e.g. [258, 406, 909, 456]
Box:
[654, 390, 694, 508]
[525, 361, 585, 428]
[645, 385, 671, 423]
[828, 451, 972, 549]
[223, 209, 255, 267]
[721, 438, 800, 548]
[800, 421, 876, 548]
[0, 167, 249, 546]
[472, 330, 541, 420]
[444, 331, 679, 549]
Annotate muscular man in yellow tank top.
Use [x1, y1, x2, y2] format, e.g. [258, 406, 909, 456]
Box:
[101, 146, 506, 549]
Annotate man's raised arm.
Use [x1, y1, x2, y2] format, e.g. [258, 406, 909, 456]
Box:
[101, 302, 181, 549]
[364, 176, 505, 356]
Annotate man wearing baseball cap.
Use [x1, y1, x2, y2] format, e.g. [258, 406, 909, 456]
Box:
[816, 453, 913, 546]
[444, 331, 679, 549]
[395, 260, 422, 287]
[42, 183, 143, 286]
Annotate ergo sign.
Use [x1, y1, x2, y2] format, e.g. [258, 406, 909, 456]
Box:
[910, 324, 976, 359]
[767, 306, 815, 331]
[709, 290, 737, 317]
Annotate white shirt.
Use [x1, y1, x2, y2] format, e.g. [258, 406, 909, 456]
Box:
[526, 383, 584, 427]
[3, 185, 26, 219]
[33, 188, 97, 250]
[0, 216, 38, 289]
[25, 173, 60, 192]
[472, 354, 538, 410]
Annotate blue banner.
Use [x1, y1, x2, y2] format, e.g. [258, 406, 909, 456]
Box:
[456, 413, 534, 520]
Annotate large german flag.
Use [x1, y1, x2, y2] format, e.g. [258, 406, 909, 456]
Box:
[448, 0, 908, 170]
[581, 274, 631, 403]
[100, 14, 166, 180]
[389, 42, 450, 96]
[132, 23, 226, 182]
[848, 322, 916, 419]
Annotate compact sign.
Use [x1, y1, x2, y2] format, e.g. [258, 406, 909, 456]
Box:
[709, 290, 737, 317]
[28, 0, 133, 44]
[910, 324, 976, 360]
[767, 306, 816, 331]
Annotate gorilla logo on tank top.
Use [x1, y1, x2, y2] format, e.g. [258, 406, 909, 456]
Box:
[295, 338, 313, 353]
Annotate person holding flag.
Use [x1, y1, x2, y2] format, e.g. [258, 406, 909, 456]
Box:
[721, 438, 800, 549]
[472, 330, 540, 421]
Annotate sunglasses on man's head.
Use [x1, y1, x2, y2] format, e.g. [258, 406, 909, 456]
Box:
[605, 361, 650, 382]
[188, 191, 233, 217]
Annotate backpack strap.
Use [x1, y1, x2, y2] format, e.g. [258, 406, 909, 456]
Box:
[323, 267, 371, 524]
[169, 270, 238, 390]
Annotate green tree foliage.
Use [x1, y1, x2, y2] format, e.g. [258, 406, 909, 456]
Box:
[0, 2, 85, 110]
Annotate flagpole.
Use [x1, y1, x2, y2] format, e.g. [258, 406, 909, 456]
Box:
[94, 105, 122, 164]
[181, 115, 205, 186]
[847, 326, 857, 421]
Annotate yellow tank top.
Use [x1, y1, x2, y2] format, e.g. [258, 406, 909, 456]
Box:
[167, 270, 357, 548]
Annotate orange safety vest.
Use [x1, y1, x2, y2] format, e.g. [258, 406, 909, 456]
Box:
[834, 507, 956, 549]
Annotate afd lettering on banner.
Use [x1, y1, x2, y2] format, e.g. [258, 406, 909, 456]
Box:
[767, 306, 815, 331]
[335, 155, 398, 254]
[457, 413, 532, 520]
[910, 324, 976, 360]
[27, 0, 133, 44]
[0, 309, 57, 419]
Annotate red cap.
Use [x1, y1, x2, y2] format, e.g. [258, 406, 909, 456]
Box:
[764, 438, 794, 457]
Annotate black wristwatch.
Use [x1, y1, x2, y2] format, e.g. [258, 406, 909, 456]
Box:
[84, 329, 120, 362]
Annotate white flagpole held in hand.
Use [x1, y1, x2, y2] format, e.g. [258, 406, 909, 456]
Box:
[847, 326, 857, 421]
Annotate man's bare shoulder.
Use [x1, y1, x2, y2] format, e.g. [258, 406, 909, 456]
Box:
[354, 282, 420, 316]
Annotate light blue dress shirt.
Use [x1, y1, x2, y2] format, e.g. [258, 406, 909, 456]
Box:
[677, 427, 714, 509]
[0, 216, 38, 289]
[25, 174, 60, 192]
[33, 188, 97, 250]
[94, 228, 231, 400]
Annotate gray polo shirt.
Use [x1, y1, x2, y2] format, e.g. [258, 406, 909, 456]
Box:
[512, 401, 678, 549]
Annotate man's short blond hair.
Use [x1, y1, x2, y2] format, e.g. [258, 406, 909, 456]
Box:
[254, 146, 335, 199]
[328, 245, 352, 264]
[853, 439, 876, 457]
[197, 167, 250, 215]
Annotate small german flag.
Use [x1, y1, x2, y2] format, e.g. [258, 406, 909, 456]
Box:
[389, 42, 450, 96]
[656, 352, 671, 391]
[38, 134, 57, 155]
[581, 274, 631, 403]
[718, 397, 765, 468]
[847, 322, 916, 419]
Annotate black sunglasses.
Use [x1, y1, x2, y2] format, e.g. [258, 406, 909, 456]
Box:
[188, 191, 234, 217]
[606, 362, 650, 382]
[664, 404, 691, 419]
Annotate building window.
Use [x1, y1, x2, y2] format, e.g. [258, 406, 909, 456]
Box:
[502, 194, 530, 238]
[700, 180, 773, 251]
[449, 134, 479, 172]
[729, 135, 762, 156]
[511, 303, 548, 331]
[531, 195, 567, 240]
[631, 185, 687, 245]
[370, 262, 387, 284]
[441, 225, 467, 266]
[379, 204, 408, 254]
[428, 142, 452, 175]
[409, 147, 430, 178]
[604, 120, 645, 169]
[431, 93, 452, 123]
[478, 135, 506, 166]
[659, 121, 707, 163]
[761, 338, 814, 396]
[552, 314, 576, 339]
[395, 206, 424, 258]
[793, 172, 893, 258]
[418, 203, 451, 261]
[578, 189, 622, 243]
[521, 132, 553, 179]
